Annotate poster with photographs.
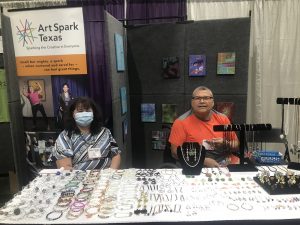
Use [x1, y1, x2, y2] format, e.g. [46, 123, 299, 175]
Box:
[162, 57, 180, 79]
[162, 104, 177, 124]
[215, 102, 235, 121]
[217, 52, 236, 74]
[141, 103, 156, 122]
[152, 130, 168, 150]
[189, 55, 206, 76]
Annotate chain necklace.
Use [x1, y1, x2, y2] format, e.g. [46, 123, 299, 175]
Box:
[180, 143, 202, 168]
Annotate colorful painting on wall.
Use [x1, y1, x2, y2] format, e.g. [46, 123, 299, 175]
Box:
[215, 102, 235, 121]
[141, 103, 156, 122]
[217, 52, 236, 74]
[114, 33, 125, 71]
[189, 55, 206, 76]
[162, 104, 177, 124]
[162, 57, 180, 79]
[120, 87, 127, 114]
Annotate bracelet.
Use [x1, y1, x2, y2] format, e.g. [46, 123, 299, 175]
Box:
[114, 212, 133, 218]
[227, 203, 239, 211]
[66, 208, 84, 220]
[88, 199, 101, 207]
[98, 211, 114, 219]
[71, 201, 86, 209]
[76, 192, 90, 201]
[81, 187, 94, 193]
[85, 206, 99, 217]
[56, 200, 71, 207]
[46, 210, 63, 221]
[116, 204, 134, 211]
[241, 203, 253, 211]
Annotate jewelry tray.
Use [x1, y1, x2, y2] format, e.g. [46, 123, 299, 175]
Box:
[253, 176, 300, 195]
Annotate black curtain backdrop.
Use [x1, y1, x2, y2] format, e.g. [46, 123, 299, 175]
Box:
[127, 0, 186, 25]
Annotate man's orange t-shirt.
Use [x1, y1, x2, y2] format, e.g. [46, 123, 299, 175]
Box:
[169, 110, 239, 163]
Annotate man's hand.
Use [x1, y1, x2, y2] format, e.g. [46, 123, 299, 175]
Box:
[204, 158, 219, 167]
[204, 138, 223, 150]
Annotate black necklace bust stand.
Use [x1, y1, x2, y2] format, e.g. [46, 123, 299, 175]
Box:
[177, 142, 206, 176]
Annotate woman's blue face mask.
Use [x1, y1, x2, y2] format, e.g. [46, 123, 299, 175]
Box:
[74, 111, 94, 127]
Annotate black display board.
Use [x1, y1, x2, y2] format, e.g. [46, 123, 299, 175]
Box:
[127, 18, 250, 168]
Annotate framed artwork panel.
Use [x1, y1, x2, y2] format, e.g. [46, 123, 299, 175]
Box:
[162, 104, 177, 124]
[215, 102, 235, 122]
[120, 87, 127, 115]
[162, 57, 180, 79]
[217, 52, 236, 75]
[114, 33, 125, 72]
[189, 55, 206, 76]
[141, 103, 156, 122]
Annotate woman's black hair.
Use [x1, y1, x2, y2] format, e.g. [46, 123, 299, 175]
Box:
[62, 83, 69, 88]
[65, 97, 103, 136]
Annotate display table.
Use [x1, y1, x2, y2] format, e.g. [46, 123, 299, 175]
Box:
[1, 167, 300, 224]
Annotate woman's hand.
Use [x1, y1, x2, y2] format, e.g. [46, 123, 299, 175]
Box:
[110, 154, 121, 169]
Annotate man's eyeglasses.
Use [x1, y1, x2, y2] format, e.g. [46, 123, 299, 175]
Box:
[192, 96, 213, 101]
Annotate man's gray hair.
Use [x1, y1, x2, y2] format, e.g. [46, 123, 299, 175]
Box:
[192, 86, 213, 97]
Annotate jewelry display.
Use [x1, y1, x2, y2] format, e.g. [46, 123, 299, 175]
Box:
[254, 169, 300, 195]
[2, 168, 300, 223]
[180, 143, 201, 167]
[177, 142, 206, 175]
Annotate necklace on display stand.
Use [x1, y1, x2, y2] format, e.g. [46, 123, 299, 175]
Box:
[177, 142, 206, 176]
[180, 143, 201, 168]
[284, 100, 290, 137]
[288, 99, 300, 170]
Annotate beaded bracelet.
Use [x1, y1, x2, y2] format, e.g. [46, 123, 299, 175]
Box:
[46, 210, 63, 221]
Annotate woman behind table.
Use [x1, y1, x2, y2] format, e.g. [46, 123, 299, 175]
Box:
[54, 97, 121, 170]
